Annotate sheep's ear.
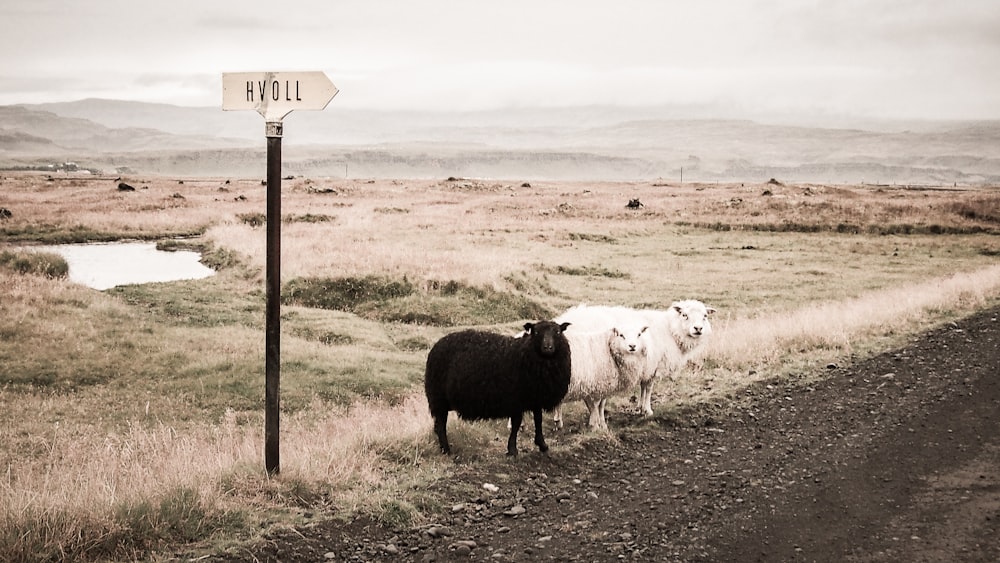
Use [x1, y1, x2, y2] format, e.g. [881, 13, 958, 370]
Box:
[672, 304, 684, 314]
[523, 322, 535, 334]
[706, 307, 717, 315]
[559, 322, 571, 332]
[640, 326, 649, 334]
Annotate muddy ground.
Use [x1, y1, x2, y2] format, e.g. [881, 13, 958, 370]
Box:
[206, 306, 1000, 562]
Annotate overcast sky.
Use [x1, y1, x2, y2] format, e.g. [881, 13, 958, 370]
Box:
[1, 0, 998, 119]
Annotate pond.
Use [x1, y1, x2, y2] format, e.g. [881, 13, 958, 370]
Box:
[35, 242, 215, 290]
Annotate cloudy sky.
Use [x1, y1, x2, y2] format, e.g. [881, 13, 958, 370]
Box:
[1, 0, 998, 119]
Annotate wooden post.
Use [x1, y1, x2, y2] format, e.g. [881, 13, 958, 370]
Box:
[264, 121, 282, 475]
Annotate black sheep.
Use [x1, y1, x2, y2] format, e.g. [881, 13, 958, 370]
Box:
[424, 320, 572, 456]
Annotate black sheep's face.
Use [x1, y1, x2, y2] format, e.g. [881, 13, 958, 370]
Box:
[523, 321, 570, 357]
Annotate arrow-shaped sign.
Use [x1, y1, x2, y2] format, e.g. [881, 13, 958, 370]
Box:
[222, 71, 339, 121]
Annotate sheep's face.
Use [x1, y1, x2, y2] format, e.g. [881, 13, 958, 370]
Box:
[611, 325, 649, 356]
[523, 321, 571, 357]
[671, 301, 716, 339]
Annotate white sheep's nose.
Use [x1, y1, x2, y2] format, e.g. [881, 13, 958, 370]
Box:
[692, 326, 703, 336]
[628, 344, 637, 352]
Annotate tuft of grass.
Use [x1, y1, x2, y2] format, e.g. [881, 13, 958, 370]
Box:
[0, 250, 68, 278]
[373, 292, 550, 326]
[681, 220, 997, 235]
[394, 336, 432, 351]
[112, 486, 231, 549]
[237, 213, 338, 227]
[371, 498, 420, 529]
[199, 245, 252, 273]
[282, 275, 551, 326]
[569, 232, 618, 243]
[287, 213, 336, 223]
[544, 264, 631, 279]
[944, 196, 1000, 224]
[237, 212, 266, 227]
[283, 275, 416, 312]
[289, 326, 355, 345]
[373, 279, 552, 326]
[1, 224, 207, 244]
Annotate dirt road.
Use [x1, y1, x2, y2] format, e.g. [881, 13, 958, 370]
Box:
[209, 306, 1000, 562]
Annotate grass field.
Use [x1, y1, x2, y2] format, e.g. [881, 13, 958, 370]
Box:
[2, 173, 1000, 560]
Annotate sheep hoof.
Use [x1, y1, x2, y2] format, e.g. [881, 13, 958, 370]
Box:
[506, 448, 518, 456]
[535, 432, 550, 451]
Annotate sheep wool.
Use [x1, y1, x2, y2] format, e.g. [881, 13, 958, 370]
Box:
[424, 320, 572, 456]
[552, 324, 650, 430]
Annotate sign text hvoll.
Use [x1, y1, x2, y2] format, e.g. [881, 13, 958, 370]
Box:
[222, 71, 338, 121]
[247, 79, 303, 103]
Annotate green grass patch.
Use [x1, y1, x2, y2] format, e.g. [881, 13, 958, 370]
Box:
[569, 232, 618, 243]
[110, 277, 263, 329]
[288, 326, 355, 346]
[282, 275, 551, 326]
[236, 213, 338, 227]
[237, 212, 266, 227]
[288, 213, 336, 223]
[681, 220, 997, 235]
[0, 224, 206, 244]
[544, 264, 631, 279]
[283, 275, 416, 312]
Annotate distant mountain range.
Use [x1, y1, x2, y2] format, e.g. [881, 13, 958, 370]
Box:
[1, 98, 998, 184]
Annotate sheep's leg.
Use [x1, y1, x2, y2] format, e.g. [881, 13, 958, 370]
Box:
[531, 408, 549, 453]
[639, 380, 654, 415]
[553, 405, 564, 429]
[594, 399, 609, 431]
[583, 398, 596, 427]
[584, 398, 605, 430]
[507, 412, 523, 456]
[432, 412, 450, 454]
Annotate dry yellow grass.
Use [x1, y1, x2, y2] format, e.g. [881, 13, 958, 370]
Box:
[6, 253, 999, 557]
[2, 172, 1000, 559]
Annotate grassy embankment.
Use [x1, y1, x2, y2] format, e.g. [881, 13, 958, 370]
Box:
[1, 174, 999, 560]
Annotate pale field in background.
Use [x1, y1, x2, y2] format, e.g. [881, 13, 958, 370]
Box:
[1, 172, 999, 559]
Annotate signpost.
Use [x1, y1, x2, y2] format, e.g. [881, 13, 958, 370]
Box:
[223, 71, 338, 475]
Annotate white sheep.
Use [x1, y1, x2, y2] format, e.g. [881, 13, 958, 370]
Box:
[550, 321, 650, 431]
[635, 300, 715, 414]
[556, 300, 715, 416]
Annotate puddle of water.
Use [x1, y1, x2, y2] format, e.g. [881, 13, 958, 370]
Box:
[34, 242, 215, 290]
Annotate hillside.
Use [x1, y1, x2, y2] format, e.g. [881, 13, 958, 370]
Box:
[0, 105, 252, 158]
[1, 99, 998, 183]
